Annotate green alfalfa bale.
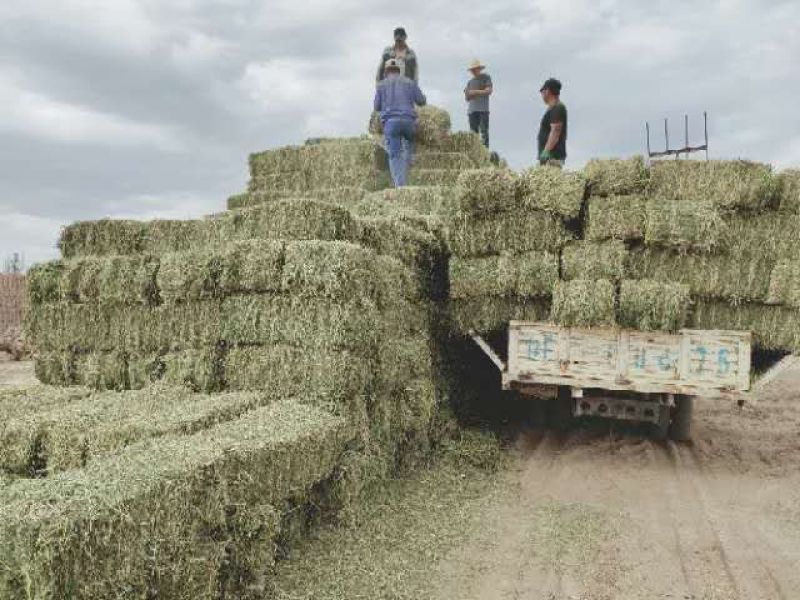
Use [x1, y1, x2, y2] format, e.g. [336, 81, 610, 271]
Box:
[228, 188, 368, 211]
[25, 261, 65, 304]
[415, 106, 452, 146]
[74, 350, 130, 391]
[0, 385, 269, 477]
[140, 218, 227, 255]
[618, 279, 690, 332]
[230, 198, 361, 243]
[358, 217, 448, 299]
[223, 347, 372, 437]
[453, 168, 518, 217]
[777, 169, 800, 214]
[0, 386, 93, 420]
[449, 297, 552, 336]
[414, 152, 476, 170]
[376, 335, 434, 391]
[220, 295, 382, 352]
[445, 210, 573, 258]
[281, 240, 383, 303]
[584, 194, 647, 241]
[59, 219, 147, 258]
[157, 249, 223, 303]
[126, 353, 164, 389]
[644, 197, 726, 252]
[552, 279, 616, 327]
[449, 251, 559, 299]
[720, 212, 800, 259]
[161, 347, 224, 393]
[0, 400, 349, 600]
[648, 159, 780, 211]
[437, 131, 492, 165]
[407, 168, 463, 187]
[61, 255, 159, 306]
[628, 247, 774, 303]
[584, 156, 649, 196]
[33, 352, 77, 386]
[692, 301, 800, 353]
[561, 240, 628, 281]
[358, 186, 454, 217]
[516, 166, 587, 219]
[766, 259, 800, 307]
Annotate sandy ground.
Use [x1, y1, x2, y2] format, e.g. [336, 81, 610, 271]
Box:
[432, 360, 800, 600]
[0, 358, 36, 388]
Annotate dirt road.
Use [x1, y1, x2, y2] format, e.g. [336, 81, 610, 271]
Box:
[433, 361, 800, 600]
[0, 358, 35, 388]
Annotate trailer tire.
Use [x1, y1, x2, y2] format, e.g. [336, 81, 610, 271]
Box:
[669, 395, 694, 442]
[549, 387, 574, 432]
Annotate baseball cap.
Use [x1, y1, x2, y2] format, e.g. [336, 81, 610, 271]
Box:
[540, 78, 562, 94]
[394, 27, 407, 38]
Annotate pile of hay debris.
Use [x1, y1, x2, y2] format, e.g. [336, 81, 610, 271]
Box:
[8, 105, 800, 597]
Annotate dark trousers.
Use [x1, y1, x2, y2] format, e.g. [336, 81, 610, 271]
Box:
[468, 111, 490, 147]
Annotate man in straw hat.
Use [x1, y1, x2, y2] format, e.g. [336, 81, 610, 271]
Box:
[374, 58, 427, 187]
[464, 58, 493, 147]
[376, 27, 419, 83]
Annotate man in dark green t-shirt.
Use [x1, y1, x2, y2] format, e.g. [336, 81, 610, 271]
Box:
[537, 78, 567, 168]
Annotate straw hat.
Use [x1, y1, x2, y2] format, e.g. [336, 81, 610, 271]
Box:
[468, 59, 485, 71]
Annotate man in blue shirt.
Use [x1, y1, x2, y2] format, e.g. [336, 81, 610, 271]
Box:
[374, 59, 427, 187]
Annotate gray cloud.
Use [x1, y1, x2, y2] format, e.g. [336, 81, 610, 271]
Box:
[1, 0, 798, 267]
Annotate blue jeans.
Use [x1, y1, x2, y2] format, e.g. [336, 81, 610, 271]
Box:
[384, 118, 416, 187]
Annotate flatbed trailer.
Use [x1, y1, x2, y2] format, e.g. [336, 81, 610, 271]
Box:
[472, 322, 753, 441]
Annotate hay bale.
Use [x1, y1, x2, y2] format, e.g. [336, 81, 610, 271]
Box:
[0, 386, 92, 420]
[767, 259, 800, 307]
[584, 194, 647, 241]
[59, 219, 146, 258]
[227, 188, 367, 211]
[63, 255, 159, 306]
[692, 301, 800, 352]
[454, 169, 517, 217]
[777, 169, 800, 214]
[449, 251, 559, 299]
[552, 279, 616, 327]
[220, 295, 383, 352]
[415, 106, 452, 146]
[0, 385, 268, 476]
[74, 350, 130, 391]
[250, 140, 382, 176]
[230, 198, 361, 242]
[33, 352, 77, 386]
[161, 348, 224, 393]
[720, 212, 800, 259]
[353, 187, 453, 226]
[628, 248, 773, 303]
[516, 167, 587, 219]
[649, 159, 780, 211]
[436, 131, 492, 165]
[26, 261, 65, 304]
[414, 152, 476, 170]
[445, 210, 573, 258]
[618, 279, 690, 331]
[645, 198, 726, 252]
[449, 297, 551, 336]
[26, 302, 223, 354]
[584, 156, 649, 196]
[0, 400, 349, 600]
[561, 240, 628, 281]
[407, 168, 462, 187]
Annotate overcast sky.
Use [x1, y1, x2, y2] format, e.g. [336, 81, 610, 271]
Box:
[1, 0, 798, 267]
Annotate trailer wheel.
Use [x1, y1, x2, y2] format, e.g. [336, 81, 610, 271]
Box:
[669, 395, 694, 442]
[549, 387, 574, 432]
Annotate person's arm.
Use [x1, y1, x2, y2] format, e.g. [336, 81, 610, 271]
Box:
[374, 86, 383, 113]
[544, 122, 563, 152]
[414, 83, 427, 107]
[376, 50, 387, 83]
